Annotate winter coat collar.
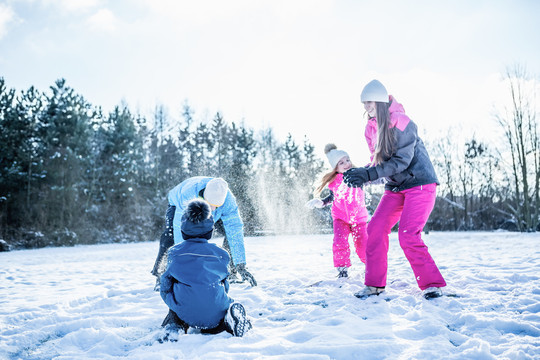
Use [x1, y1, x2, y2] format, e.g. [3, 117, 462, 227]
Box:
[367, 95, 405, 125]
[366, 95, 409, 131]
[183, 237, 209, 243]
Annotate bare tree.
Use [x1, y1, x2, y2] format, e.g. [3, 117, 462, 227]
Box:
[495, 64, 539, 231]
[431, 129, 462, 230]
[532, 102, 540, 231]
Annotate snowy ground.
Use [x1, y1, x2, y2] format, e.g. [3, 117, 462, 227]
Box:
[1, 232, 539, 360]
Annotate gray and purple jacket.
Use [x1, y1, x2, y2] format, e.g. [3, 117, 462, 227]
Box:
[364, 96, 439, 192]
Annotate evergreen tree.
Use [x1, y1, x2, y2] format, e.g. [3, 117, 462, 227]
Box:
[210, 112, 231, 175]
[0, 79, 18, 193]
[0, 80, 50, 244]
[177, 103, 196, 178]
[39, 79, 96, 244]
[283, 133, 301, 178]
[16, 86, 47, 212]
[298, 137, 324, 191]
[227, 122, 259, 233]
[94, 106, 141, 216]
[192, 122, 213, 175]
[150, 105, 168, 197]
[0, 79, 19, 239]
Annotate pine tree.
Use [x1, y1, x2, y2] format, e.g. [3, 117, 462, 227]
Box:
[178, 103, 196, 178]
[227, 122, 259, 233]
[39, 79, 95, 244]
[0, 79, 19, 239]
[0, 79, 18, 193]
[0, 80, 50, 244]
[91, 105, 148, 241]
[210, 112, 230, 175]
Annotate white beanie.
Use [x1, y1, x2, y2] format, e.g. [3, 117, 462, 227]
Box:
[203, 178, 228, 207]
[361, 79, 389, 103]
[325, 143, 349, 169]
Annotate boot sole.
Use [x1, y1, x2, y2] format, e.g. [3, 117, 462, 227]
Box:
[228, 303, 250, 337]
[354, 287, 385, 299]
[424, 291, 443, 299]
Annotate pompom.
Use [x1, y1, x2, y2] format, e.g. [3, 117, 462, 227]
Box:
[185, 199, 211, 223]
[324, 143, 337, 154]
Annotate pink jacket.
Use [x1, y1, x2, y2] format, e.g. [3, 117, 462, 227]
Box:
[328, 173, 369, 224]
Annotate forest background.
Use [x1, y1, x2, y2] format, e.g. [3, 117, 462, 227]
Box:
[0, 66, 538, 250]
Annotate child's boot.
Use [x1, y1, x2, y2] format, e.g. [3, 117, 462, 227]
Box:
[337, 266, 348, 278]
[226, 303, 251, 337]
[161, 309, 189, 334]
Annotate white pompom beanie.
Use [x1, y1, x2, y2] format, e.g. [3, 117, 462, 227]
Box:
[361, 79, 389, 103]
[203, 178, 228, 207]
[325, 144, 349, 169]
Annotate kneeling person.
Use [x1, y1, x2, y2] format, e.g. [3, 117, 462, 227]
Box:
[159, 199, 251, 337]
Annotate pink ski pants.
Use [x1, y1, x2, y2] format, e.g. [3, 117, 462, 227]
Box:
[332, 219, 367, 267]
[365, 183, 446, 290]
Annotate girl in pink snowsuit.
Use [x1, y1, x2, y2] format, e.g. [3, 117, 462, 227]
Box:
[343, 80, 446, 299]
[306, 144, 368, 278]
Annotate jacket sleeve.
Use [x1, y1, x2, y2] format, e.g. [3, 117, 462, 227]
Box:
[222, 253, 231, 293]
[321, 190, 334, 206]
[159, 268, 178, 310]
[169, 185, 200, 244]
[220, 192, 246, 266]
[372, 121, 417, 179]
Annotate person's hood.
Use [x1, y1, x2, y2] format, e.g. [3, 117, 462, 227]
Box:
[366, 95, 408, 130]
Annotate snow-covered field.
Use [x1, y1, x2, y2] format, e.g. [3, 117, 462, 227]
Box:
[1, 232, 539, 360]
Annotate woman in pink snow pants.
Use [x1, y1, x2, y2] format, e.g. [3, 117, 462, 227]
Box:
[343, 80, 447, 299]
[306, 144, 369, 279]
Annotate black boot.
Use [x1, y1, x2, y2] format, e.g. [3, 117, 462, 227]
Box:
[161, 309, 189, 334]
[337, 267, 348, 278]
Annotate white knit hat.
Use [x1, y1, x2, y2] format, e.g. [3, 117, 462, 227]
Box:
[325, 144, 349, 169]
[203, 178, 228, 207]
[361, 79, 389, 103]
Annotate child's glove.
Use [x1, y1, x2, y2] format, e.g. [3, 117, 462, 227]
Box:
[236, 264, 257, 287]
[305, 198, 324, 209]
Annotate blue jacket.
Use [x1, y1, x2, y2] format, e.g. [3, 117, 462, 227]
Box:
[159, 237, 233, 329]
[168, 176, 246, 265]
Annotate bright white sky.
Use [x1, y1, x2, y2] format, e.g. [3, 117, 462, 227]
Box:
[1, 0, 539, 163]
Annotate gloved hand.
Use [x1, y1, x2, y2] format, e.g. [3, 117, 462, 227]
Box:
[343, 167, 378, 188]
[236, 263, 257, 286]
[305, 198, 324, 209]
[153, 276, 161, 292]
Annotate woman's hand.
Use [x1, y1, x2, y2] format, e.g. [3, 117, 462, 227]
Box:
[343, 168, 369, 187]
[343, 166, 379, 188]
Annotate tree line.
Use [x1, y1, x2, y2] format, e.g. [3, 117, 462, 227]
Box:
[0, 68, 538, 249]
[0, 78, 327, 249]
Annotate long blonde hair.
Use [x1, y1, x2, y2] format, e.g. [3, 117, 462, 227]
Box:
[316, 169, 339, 194]
[371, 101, 396, 165]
